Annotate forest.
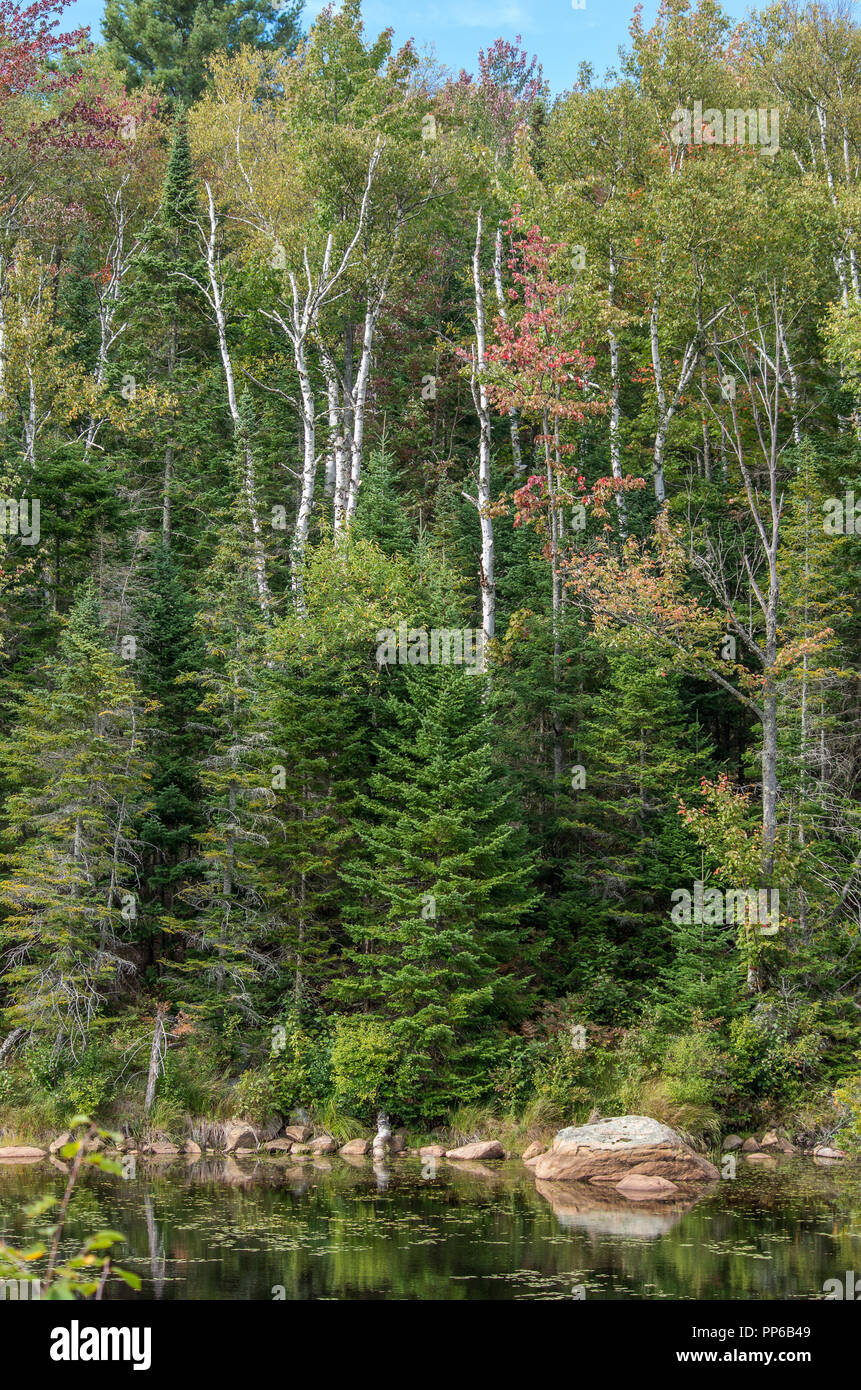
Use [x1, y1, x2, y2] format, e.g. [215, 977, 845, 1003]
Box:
[0, 0, 858, 1156]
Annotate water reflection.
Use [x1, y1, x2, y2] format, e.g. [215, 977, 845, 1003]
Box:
[0, 1154, 858, 1300]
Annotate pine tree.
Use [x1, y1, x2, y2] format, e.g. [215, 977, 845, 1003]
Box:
[116, 109, 217, 544]
[103, 0, 303, 105]
[559, 647, 713, 1021]
[136, 542, 205, 963]
[334, 666, 538, 1118]
[173, 499, 277, 1023]
[351, 449, 412, 556]
[0, 583, 148, 1057]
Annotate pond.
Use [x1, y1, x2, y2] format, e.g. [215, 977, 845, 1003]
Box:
[1, 1154, 859, 1300]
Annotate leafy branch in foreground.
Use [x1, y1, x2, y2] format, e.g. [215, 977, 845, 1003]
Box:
[0, 1119, 141, 1300]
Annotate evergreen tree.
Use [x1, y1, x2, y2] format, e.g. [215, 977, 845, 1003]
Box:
[334, 666, 538, 1118]
[103, 0, 303, 104]
[116, 109, 217, 544]
[351, 449, 412, 556]
[0, 584, 147, 1057]
[560, 648, 713, 1020]
[137, 542, 205, 965]
[174, 499, 277, 1023]
[56, 227, 100, 373]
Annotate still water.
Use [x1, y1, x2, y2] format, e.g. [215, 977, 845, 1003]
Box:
[1, 1154, 858, 1300]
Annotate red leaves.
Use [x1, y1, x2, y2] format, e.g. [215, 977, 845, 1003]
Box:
[484, 211, 598, 419]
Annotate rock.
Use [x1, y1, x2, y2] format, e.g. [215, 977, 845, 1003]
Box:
[760, 1130, 794, 1152]
[291, 1144, 310, 1155]
[745, 1153, 777, 1169]
[0, 1146, 46, 1161]
[145, 1141, 180, 1156]
[722, 1134, 743, 1152]
[49, 1131, 73, 1155]
[263, 1139, 293, 1152]
[419, 1144, 446, 1158]
[536, 1180, 694, 1237]
[339, 1139, 370, 1156]
[282, 1125, 313, 1144]
[445, 1140, 505, 1161]
[522, 1142, 546, 1162]
[615, 1173, 679, 1200]
[741, 1137, 761, 1153]
[392, 1129, 408, 1154]
[768, 1134, 795, 1154]
[223, 1123, 257, 1153]
[308, 1135, 337, 1154]
[532, 1115, 719, 1185]
[813, 1145, 847, 1160]
[184, 1140, 202, 1155]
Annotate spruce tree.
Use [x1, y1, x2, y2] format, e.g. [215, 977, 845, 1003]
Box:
[559, 647, 713, 1020]
[116, 109, 216, 545]
[136, 542, 205, 966]
[334, 666, 538, 1118]
[351, 449, 412, 556]
[0, 583, 147, 1057]
[173, 500, 277, 1023]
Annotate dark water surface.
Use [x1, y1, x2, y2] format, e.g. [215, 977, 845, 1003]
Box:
[1, 1154, 859, 1300]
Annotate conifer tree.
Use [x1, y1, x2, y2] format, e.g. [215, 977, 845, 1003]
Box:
[351, 449, 412, 556]
[334, 666, 538, 1117]
[56, 227, 101, 374]
[0, 583, 147, 1057]
[117, 109, 215, 543]
[104, 0, 303, 105]
[560, 647, 713, 1020]
[136, 542, 205, 966]
[174, 500, 278, 1023]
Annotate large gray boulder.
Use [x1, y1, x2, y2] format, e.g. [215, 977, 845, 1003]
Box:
[532, 1115, 719, 1184]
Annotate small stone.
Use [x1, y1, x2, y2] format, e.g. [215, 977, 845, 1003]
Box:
[49, 1131, 73, 1155]
[741, 1137, 761, 1153]
[721, 1134, 743, 1152]
[419, 1144, 446, 1158]
[760, 1130, 786, 1150]
[0, 1146, 46, 1161]
[282, 1125, 312, 1144]
[308, 1135, 337, 1154]
[813, 1145, 847, 1160]
[339, 1139, 370, 1156]
[522, 1142, 546, 1162]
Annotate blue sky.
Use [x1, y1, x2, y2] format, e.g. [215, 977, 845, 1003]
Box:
[60, 0, 755, 94]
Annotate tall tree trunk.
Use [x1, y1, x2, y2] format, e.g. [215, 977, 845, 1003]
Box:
[467, 211, 495, 671]
[201, 184, 271, 616]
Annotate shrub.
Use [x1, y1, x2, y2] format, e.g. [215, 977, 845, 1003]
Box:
[330, 1017, 401, 1117]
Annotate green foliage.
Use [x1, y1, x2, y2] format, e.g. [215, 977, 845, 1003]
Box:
[103, 0, 303, 103]
[329, 1016, 400, 1116]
